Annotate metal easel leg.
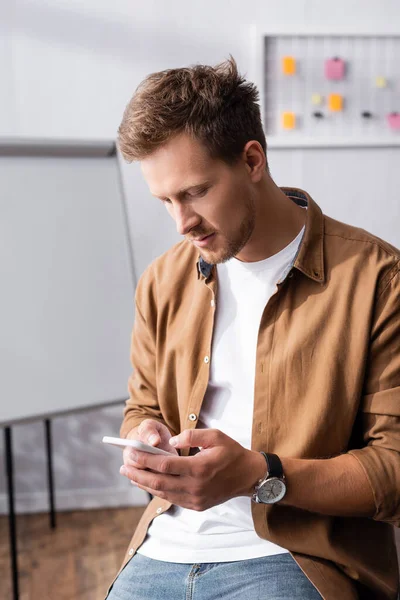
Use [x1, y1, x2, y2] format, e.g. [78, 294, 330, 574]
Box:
[5, 426, 19, 600]
[44, 419, 56, 529]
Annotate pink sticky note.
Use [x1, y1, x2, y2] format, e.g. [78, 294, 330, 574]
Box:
[325, 58, 345, 80]
[387, 112, 400, 130]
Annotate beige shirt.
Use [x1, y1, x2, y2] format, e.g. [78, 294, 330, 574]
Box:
[106, 187, 400, 600]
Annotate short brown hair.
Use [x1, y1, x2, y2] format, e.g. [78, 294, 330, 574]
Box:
[117, 55, 268, 169]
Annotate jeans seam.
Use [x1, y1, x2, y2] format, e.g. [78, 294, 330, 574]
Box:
[185, 565, 200, 600]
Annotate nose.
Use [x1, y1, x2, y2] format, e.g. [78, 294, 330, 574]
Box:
[174, 204, 200, 237]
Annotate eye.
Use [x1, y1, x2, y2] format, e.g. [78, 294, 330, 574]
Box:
[160, 187, 209, 204]
[192, 188, 208, 197]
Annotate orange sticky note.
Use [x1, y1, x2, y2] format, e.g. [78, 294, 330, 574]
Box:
[328, 94, 343, 112]
[282, 111, 296, 129]
[282, 56, 296, 75]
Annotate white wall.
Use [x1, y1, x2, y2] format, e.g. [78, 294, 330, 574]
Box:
[1, 6, 399, 570]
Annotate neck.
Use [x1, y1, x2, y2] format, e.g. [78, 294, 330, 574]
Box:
[235, 176, 306, 263]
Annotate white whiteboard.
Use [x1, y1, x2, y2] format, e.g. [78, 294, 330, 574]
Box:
[251, 30, 400, 147]
[0, 139, 135, 426]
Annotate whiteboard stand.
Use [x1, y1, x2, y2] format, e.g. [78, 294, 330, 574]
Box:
[4, 427, 19, 600]
[44, 419, 56, 529]
[4, 419, 57, 600]
[0, 137, 136, 600]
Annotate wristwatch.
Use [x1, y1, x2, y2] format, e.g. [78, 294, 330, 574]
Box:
[251, 452, 287, 504]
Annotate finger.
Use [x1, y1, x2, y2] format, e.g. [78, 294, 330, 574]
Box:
[169, 428, 220, 451]
[126, 447, 173, 468]
[129, 450, 193, 476]
[121, 446, 146, 469]
[131, 480, 198, 509]
[121, 464, 186, 495]
[125, 456, 147, 470]
[137, 420, 162, 445]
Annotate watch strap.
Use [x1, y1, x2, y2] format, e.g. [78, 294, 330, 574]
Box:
[260, 452, 284, 479]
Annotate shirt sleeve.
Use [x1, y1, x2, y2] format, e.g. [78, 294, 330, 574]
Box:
[120, 263, 175, 439]
[348, 261, 400, 527]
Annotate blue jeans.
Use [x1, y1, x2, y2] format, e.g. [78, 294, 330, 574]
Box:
[105, 551, 322, 599]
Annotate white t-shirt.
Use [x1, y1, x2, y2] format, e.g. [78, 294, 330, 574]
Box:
[137, 220, 306, 563]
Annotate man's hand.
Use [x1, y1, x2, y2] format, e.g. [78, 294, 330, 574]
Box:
[119, 428, 267, 510]
[122, 419, 179, 473]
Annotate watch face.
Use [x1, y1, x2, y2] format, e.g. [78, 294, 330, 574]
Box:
[258, 478, 286, 504]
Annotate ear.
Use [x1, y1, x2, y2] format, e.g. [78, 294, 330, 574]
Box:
[242, 140, 265, 183]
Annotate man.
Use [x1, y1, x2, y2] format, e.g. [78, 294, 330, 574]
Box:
[105, 56, 400, 599]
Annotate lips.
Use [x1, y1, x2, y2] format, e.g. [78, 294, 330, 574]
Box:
[193, 234, 212, 241]
[192, 233, 215, 247]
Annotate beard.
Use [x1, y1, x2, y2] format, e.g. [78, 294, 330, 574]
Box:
[205, 195, 257, 265]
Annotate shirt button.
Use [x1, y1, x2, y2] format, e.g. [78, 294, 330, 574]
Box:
[128, 548, 134, 555]
[210, 299, 215, 307]
[189, 413, 197, 421]
[204, 356, 209, 363]
[156, 507, 163, 514]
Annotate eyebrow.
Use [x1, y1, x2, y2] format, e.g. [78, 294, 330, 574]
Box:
[152, 180, 213, 201]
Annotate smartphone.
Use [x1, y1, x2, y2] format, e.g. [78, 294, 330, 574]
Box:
[102, 436, 176, 456]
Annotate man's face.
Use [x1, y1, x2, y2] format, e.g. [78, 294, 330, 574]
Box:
[140, 132, 257, 264]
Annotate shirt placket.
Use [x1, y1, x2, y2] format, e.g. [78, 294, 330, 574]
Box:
[180, 271, 218, 451]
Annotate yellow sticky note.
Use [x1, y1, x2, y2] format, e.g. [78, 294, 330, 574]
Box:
[328, 94, 343, 112]
[282, 56, 296, 75]
[375, 76, 387, 88]
[311, 94, 323, 105]
[282, 112, 296, 129]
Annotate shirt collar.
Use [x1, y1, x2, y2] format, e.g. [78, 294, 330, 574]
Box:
[196, 187, 325, 284]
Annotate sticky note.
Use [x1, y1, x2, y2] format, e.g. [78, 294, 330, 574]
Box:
[282, 56, 296, 75]
[325, 58, 345, 80]
[282, 112, 296, 129]
[387, 113, 400, 130]
[328, 94, 343, 112]
[311, 94, 323, 105]
[375, 76, 387, 88]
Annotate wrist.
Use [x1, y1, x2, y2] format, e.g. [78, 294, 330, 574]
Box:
[245, 451, 269, 497]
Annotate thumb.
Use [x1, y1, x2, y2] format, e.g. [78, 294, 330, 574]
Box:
[169, 428, 219, 450]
